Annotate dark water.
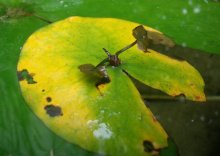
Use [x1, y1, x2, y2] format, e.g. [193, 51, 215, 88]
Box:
[137, 48, 220, 156]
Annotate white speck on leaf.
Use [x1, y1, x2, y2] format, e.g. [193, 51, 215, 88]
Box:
[161, 15, 167, 20]
[188, 0, 193, 6]
[50, 149, 54, 156]
[87, 120, 99, 128]
[100, 110, 105, 114]
[72, 0, 83, 5]
[182, 8, 188, 15]
[59, 0, 64, 4]
[193, 6, 201, 14]
[109, 112, 121, 117]
[196, 26, 200, 31]
[133, 9, 138, 13]
[182, 42, 187, 47]
[93, 123, 112, 140]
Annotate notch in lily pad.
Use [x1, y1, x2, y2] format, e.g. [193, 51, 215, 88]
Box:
[78, 25, 175, 91]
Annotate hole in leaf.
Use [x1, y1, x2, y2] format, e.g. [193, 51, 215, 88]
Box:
[95, 76, 111, 96]
[143, 140, 154, 153]
[95, 77, 111, 87]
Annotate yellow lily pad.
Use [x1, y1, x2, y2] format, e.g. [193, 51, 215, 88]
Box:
[17, 17, 205, 155]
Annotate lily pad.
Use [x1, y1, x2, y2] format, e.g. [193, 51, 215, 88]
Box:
[17, 17, 205, 155]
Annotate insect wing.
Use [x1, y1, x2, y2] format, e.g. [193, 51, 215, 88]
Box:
[79, 64, 108, 79]
[78, 64, 96, 74]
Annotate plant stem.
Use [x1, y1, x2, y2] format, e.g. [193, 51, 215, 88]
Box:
[96, 40, 137, 67]
[115, 40, 137, 56]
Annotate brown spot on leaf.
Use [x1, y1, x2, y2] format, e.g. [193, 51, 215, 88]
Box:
[42, 89, 45, 92]
[152, 116, 158, 122]
[44, 104, 63, 117]
[143, 140, 160, 155]
[2, 8, 30, 19]
[171, 93, 177, 97]
[143, 140, 154, 152]
[17, 72, 24, 81]
[46, 97, 52, 102]
[195, 96, 202, 100]
[17, 69, 37, 84]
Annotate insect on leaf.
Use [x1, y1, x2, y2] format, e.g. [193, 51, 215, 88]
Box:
[79, 64, 110, 96]
[132, 25, 149, 52]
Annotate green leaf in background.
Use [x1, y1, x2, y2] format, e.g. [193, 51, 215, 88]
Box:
[1, 0, 220, 54]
